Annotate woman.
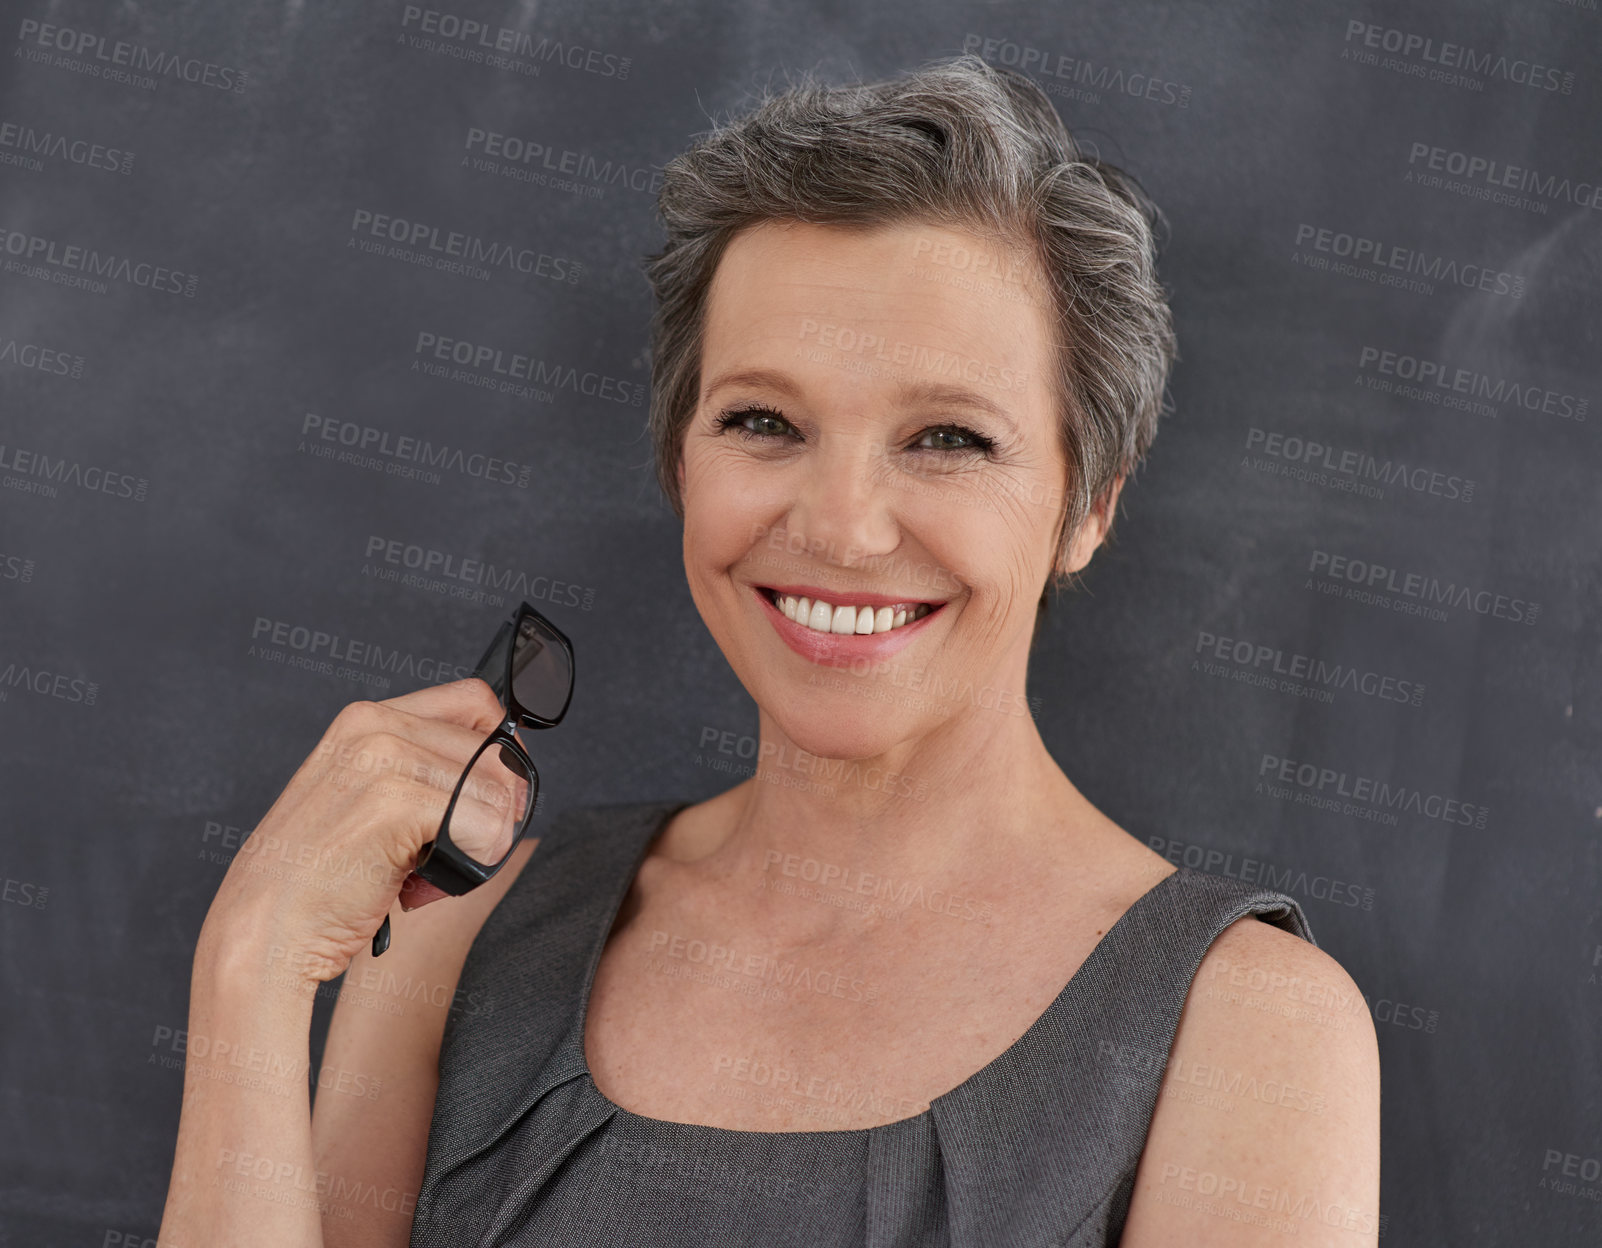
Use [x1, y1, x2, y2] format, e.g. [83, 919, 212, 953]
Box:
[159, 54, 1379, 1246]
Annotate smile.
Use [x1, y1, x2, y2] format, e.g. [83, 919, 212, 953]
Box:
[764, 588, 933, 635]
[751, 583, 947, 665]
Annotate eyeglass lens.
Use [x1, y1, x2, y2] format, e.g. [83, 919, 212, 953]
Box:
[445, 740, 538, 869]
[510, 613, 571, 722]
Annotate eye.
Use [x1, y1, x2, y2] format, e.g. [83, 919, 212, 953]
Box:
[713, 405, 999, 459]
[715, 404, 798, 441]
[913, 426, 996, 456]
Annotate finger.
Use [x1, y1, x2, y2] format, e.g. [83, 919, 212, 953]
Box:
[442, 747, 532, 865]
[357, 700, 501, 769]
[337, 733, 527, 872]
[373, 677, 507, 735]
[317, 679, 509, 774]
[309, 717, 488, 802]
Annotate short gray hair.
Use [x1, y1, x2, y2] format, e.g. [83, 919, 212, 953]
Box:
[641, 53, 1178, 606]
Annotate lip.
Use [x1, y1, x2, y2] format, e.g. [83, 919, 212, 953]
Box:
[752, 584, 945, 666]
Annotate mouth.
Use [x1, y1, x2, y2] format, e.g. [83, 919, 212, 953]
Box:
[749, 583, 948, 679]
[756, 585, 944, 636]
[748, 581, 949, 667]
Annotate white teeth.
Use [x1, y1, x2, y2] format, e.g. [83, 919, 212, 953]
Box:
[772, 591, 934, 636]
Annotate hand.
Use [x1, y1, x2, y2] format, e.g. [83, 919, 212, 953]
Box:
[199, 678, 525, 988]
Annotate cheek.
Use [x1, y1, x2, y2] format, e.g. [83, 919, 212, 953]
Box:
[904, 482, 1053, 599]
[682, 449, 772, 571]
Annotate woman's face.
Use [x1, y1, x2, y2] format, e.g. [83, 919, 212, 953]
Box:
[679, 218, 1111, 760]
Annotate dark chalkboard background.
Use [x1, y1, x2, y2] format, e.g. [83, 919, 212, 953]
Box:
[1, 0, 1599, 1243]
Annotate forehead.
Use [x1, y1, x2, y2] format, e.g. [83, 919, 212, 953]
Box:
[701, 219, 1058, 410]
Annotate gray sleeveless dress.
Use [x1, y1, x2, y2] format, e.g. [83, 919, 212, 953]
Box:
[409, 799, 1315, 1248]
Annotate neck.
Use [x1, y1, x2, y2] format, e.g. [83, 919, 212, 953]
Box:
[685, 685, 1093, 942]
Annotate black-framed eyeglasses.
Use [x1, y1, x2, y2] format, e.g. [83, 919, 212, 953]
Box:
[371, 600, 574, 957]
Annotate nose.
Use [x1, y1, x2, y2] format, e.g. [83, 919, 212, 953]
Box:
[781, 425, 901, 570]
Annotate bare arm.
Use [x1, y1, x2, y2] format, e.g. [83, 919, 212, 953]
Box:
[312, 837, 539, 1248]
[1118, 919, 1382, 1247]
[157, 681, 521, 1248]
[158, 922, 325, 1246]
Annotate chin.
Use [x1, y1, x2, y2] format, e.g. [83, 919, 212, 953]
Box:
[755, 680, 934, 765]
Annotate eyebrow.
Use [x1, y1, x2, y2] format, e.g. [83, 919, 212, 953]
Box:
[702, 367, 1020, 436]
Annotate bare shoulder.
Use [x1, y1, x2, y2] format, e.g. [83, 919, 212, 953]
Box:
[1117, 917, 1382, 1247]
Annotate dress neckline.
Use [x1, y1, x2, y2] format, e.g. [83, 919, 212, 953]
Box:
[568, 799, 1184, 1138]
